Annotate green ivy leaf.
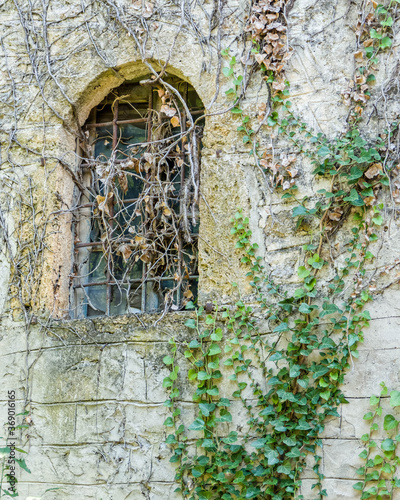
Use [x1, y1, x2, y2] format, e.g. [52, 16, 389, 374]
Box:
[163, 417, 174, 427]
[15, 458, 30, 474]
[320, 390, 331, 400]
[372, 215, 383, 226]
[370, 28, 381, 38]
[245, 487, 262, 499]
[163, 355, 174, 365]
[185, 319, 197, 329]
[294, 288, 306, 299]
[298, 266, 310, 279]
[192, 466, 205, 477]
[344, 189, 365, 206]
[216, 410, 232, 423]
[208, 344, 222, 356]
[277, 463, 292, 475]
[222, 431, 238, 444]
[390, 390, 400, 408]
[162, 377, 172, 388]
[166, 434, 177, 444]
[381, 438, 395, 452]
[370, 395, 379, 406]
[199, 403, 216, 416]
[222, 67, 233, 77]
[383, 414, 398, 431]
[292, 205, 308, 217]
[359, 449, 368, 459]
[265, 449, 280, 465]
[282, 437, 297, 447]
[251, 438, 266, 449]
[347, 166, 364, 181]
[320, 302, 340, 317]
[380, 36, 392, 49]
[200, 439, 214, 449]
[188, 418, 206, 431]
[206, 387, 219, 396]
[363, 412, 374, 421]
[267, 115, 278, 127]
[289, 364, 301, 378]
[296, 418, 312, 430]
[210, 328, 223, 341]
[298, 303, 312, 314]
[317, 146, 330, 157]
[286, 447, 301, 457]
[273, 322, 289, 333]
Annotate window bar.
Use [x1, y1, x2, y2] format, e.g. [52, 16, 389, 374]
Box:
[84, 111, 202, 130]
[141, 87, 153, 312]
[176, 83, 189, 307]
[105, 99, 119, 315]
[77, 106, 98, 317]
[86, 117, 147, 128]
[74, 275, 199, 289]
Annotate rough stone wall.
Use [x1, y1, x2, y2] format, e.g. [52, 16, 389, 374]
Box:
[0, 0, 400, 498]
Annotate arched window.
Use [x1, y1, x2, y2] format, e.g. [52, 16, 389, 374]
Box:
[71, 77, 204, 317]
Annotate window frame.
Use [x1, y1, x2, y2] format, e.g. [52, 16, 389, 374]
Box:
[71, 78, 203, 318]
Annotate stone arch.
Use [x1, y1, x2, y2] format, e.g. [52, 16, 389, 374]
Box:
[72, 58, 211, 127]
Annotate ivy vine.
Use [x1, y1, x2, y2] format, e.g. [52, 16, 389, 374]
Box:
[162, 0, 400, 499]
[354, 383, 400, 499]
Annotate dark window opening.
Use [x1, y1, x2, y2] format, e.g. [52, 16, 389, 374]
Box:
[71, 77, 204, 317]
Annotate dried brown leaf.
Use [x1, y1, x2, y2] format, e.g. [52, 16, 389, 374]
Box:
[160, 104, 176, 117]
[328, 210, 343, 221]
[117, 244, 132, 263]
[170, 116, 180, 127]
[365, 163, 382, 179]
[254, 53, 266, 64]
[363, 196, 376, 206]
[354, 50, 364, 61]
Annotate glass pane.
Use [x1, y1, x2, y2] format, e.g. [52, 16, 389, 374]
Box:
[86, 285, 107, 316]
[88, 250, 107, 283]
[159, 279, 177, 309]
[188, 87, 203, 111]
[95, 103, 113, 123]
[114, 173, 144, 202]
[182, 243, 198, 274]
[117, 123, 147, 158]
[118, 102, 148, 121]
[182, 279, 198, 305]
[94, 126, 113, 159]
[128, 283, 142, 313]
[112, 256, 143, 281]
[145, 281, 160, 313]
[109, 285, 128, 315]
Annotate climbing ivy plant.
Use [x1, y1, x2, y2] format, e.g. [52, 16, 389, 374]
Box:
[354, 383, 400, 499]
[163, 0, 400, 499]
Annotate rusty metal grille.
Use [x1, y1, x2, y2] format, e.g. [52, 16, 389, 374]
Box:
[72, 78, 203, 317]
